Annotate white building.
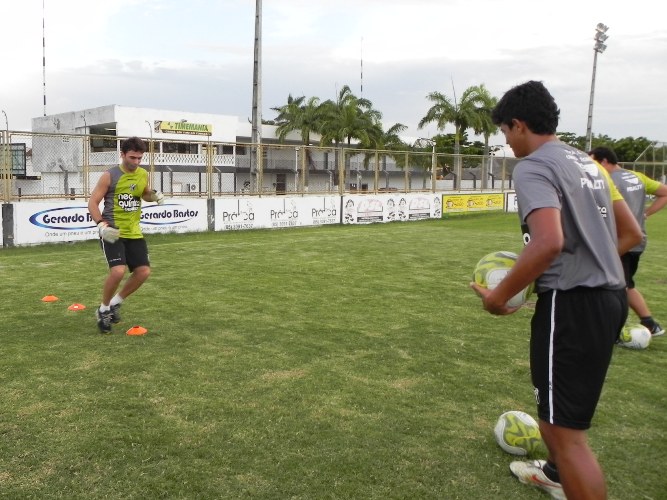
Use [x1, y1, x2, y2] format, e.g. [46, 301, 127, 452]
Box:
[26, 105, 431, 197]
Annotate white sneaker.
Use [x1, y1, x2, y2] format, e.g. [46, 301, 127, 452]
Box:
[510, 459, 566, 500]
[649, 323, 665, 336]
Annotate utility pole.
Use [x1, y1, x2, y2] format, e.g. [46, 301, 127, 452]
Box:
[250, 0, 262, 192]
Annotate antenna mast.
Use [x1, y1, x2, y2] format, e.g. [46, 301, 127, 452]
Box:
[42, 0, 47, 116]
[360, 37, 363, 97]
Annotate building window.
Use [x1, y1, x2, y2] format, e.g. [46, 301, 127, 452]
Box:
[89, 135, 118, 152]
[8, 144, 27, 176]
[162, 142, 198, 154]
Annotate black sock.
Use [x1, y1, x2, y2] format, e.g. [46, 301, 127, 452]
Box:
[542, 460, 560, 483]
[640, 316, 655, 328]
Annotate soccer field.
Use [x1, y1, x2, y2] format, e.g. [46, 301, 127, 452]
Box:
[1, 213, 665, 499]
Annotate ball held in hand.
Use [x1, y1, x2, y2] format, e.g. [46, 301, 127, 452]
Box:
[473, 251, 533, 308]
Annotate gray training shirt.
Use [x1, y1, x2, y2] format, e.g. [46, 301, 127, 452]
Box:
[514, 141, 625, 293]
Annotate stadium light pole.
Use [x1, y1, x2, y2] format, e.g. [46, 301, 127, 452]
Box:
[2, 109, 8, 133]
[585, 23, 609, 152]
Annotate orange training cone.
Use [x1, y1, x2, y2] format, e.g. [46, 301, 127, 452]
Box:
[42, 295, 59, 302]
[68, 303, 86, 311]
[126, 325, 148, 336]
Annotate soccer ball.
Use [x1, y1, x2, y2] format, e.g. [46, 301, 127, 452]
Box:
[494, 410, 544, 456]
[473, 251, 534, 308]
[618, 324, 651, 349]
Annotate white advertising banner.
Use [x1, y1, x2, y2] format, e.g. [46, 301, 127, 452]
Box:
[505, 192, 518, 213]
[214, 195, 340, 231]
[139, 200, 208, 235]
[12, 199, 208, 245]
[342, 192, 443, 224]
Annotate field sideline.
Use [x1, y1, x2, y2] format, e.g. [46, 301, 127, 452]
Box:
[1, 212, 665, 499]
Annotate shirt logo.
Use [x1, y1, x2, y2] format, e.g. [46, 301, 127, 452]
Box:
[621, 173, 639, 184]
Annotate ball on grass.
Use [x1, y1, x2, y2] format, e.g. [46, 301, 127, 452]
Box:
[494, 410, 544, 456]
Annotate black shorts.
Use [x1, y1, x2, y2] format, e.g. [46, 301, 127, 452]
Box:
[530, 287, 627, 430]
[620, 252, 641, 289]
[99, 238, 150, 272]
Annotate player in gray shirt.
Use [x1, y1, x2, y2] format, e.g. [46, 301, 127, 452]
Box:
[471, 81, 641, 500]
[589, 146, 667, 336]
[516, 141, 625, 292]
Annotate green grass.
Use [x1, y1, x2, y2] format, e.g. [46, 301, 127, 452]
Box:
[1, 212, 665, 499]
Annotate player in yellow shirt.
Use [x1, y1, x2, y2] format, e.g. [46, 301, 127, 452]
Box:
[88, 136, 164, 333]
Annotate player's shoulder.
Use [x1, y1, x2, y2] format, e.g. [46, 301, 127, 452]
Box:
[627, 169, 652, 183]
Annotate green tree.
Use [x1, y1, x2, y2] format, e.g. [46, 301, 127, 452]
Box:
[611, 137, 654, 163]
[318, 85, 382, 147]
[271, 94, 322, 146]
[468, 85, 497, 189]
[317, 85, 383, 187]
[361, 122, 408, 187]
[418, 84, 489, 187]
[556, 132, 584, 149]
[469, 84, 497, 157]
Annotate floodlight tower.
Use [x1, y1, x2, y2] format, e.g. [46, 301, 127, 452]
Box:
[585, 23, 609, 151]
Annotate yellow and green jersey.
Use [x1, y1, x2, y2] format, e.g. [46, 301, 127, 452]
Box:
[101, 165, 149, 239]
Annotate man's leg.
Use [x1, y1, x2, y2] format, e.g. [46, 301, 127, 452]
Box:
[102, 265, 126, 305]
[117, 265, 151, 299]
[540, 420, 606, 500]
[628, 287, 651, 318]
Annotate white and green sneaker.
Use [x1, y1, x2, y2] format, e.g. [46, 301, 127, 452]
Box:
[510, 460, 566, 500]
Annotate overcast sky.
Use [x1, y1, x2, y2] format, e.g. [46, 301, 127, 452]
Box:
[2, 0, 666, 145]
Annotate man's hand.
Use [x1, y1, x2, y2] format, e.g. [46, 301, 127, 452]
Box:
[98, 222, 120, 243]
[149, 190, 165, 205]
[470, 282, 520, 316]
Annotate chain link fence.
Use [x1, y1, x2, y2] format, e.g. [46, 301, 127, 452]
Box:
[11, 131, 662, 202]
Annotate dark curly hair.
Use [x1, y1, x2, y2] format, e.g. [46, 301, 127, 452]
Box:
[491, 80, 560, 135]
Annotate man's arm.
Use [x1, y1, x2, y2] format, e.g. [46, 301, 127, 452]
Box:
[645, 183, 667, 217]
[88, 172, 111, 224]
[613, 198, 643, 255]
[142, 185, 164, 204]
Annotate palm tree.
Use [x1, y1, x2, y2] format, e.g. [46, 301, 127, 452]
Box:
[271, 94, 326, 186]
[469, 84, 497, 156]
[318, 85, 383, 188]
[361, 122, 408, 188]
[271, 95, 322, 146]
[469, 84, 498, 188]
[318, 85, 381, 147]
[418, 84, 489, 188]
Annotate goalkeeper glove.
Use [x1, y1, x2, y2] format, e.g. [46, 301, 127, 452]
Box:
[97, 221, 120, 243]
[149, 189, 165, 205]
